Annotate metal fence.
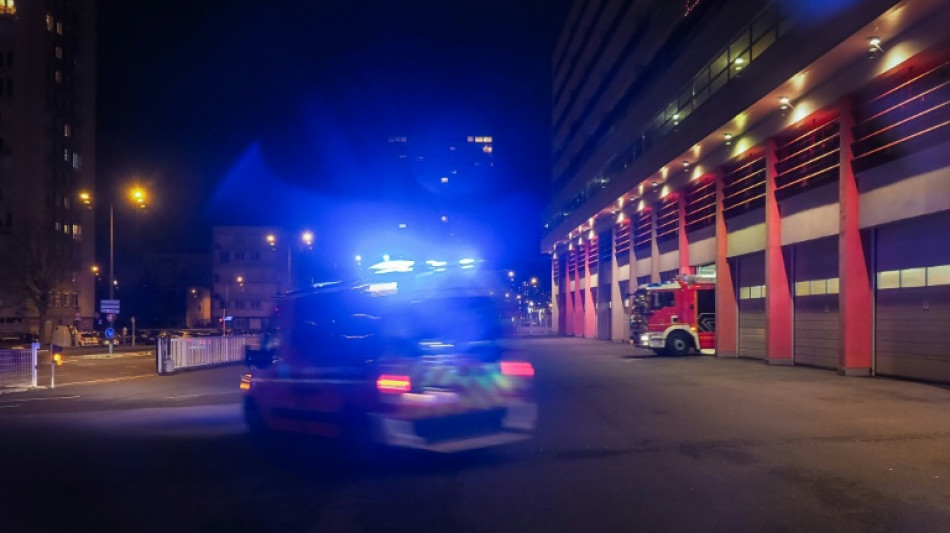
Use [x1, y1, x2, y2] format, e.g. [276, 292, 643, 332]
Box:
[156, 336, 246, 374]
[0, 344, 38, 388]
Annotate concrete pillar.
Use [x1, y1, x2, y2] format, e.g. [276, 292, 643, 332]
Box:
[584, 240, 596, 338]
[610, 222, 626, 341]
[573, 246, 584, 337]
[678, 193, 691, 275]
[564, 249, 574, 336]
[650, 207, 660, 283]
[715, 172, 738, 358]
[837, 98, 873, 376]
[764, 140, 793, 365]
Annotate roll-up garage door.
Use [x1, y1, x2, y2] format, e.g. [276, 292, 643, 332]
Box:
[793, 237, 839, 369]
[737, 251, 766, 359]
[875, 211, 950, 382]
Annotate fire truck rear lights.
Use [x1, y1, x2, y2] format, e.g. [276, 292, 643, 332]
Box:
[377, 375, 412, 393]
[240, 373, 252, 390]
[501, 361, 535, 377]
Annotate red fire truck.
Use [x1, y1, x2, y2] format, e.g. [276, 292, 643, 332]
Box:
[630, 276, 716, 356]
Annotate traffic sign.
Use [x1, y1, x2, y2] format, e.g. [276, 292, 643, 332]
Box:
[100, 299, 120, 314]
[106, 313, 116, 323]
[104, 327, 115, 340]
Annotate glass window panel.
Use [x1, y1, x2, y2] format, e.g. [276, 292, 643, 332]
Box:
[752, 31, 776, 60]
[877, 270, 900, 289]
[752, 7, 775, 41]
[901, 267, 926, 288]
[827, 278, 840, 294]
[927, 265, 950, 286]
[693, 85, 709, 108]
[795, 281, 810, 296]
[693, 68, 709, 92]
[810, 279, 827, 295]
[710, 51, 728, 78]
[709, 70, 727, 96]
[761, 285, 767, 298]
[739, 287, 751, 300]
[750, 286, 762, 299]
[729, 32, 750, 62]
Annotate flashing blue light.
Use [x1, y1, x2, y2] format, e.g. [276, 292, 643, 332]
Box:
[459, 258, 476, 265]
[370, 259, 415, 274]
[426, 260, 448, 267]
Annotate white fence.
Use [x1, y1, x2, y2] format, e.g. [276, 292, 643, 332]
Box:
[0, 344, 38, 388]
[156, 336, 246, 374]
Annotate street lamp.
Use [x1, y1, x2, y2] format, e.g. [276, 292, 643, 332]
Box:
[302, 230, 314, 248]
[89, 185, 149, 301]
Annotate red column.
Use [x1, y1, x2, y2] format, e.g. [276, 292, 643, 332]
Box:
[838, 98, 873, 375]
[564, 250, 574, 336]
[584, 240, 596, 338]
[715, 172, 738, 357]
[574, 245, 584, 337]
[764, 140, 793, 365]
[650, 207, 661, 283]
[678, 193, 691, 275]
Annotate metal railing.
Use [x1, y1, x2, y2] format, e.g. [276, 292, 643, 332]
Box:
[0, 344, 38, 388]
[156, 336, 246, 374]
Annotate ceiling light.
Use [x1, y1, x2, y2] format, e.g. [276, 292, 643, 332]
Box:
[724, 133, 733, 145]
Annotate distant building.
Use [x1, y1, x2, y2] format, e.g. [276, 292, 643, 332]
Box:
[212, 227, 291, 331]
[0, 1, 97, 335]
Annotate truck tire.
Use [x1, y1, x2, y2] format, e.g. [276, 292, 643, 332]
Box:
[665, 331, 692, 356]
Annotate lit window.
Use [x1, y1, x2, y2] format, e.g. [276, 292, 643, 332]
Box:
[467, 136, 474, 142]
[901, 268, 926, 288]
[55, 70, 62, 84]
[72, 153, 81, 169]
[54, 221, 60, 231]
[46, 14, 53, 30]
[475, 136, 484, 143]
[64, 149, 69, 162]
[484, 136, 492, 143]
[56, 22, 62, 35]
[55, 46, 62, 59]
[63, 124, 70, 138]
[928, 265, 950, 286]
[441, 177, 449, 184]
[482, 145, 493, 154]
[0, 0, 15, 16]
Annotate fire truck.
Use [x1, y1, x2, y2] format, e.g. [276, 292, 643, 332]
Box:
[630, 276, 716, 356]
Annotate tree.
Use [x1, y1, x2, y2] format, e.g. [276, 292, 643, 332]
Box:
[0, 220, 75, 342]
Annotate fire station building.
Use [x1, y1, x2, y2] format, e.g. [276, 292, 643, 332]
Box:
[543, 0, 950, 382]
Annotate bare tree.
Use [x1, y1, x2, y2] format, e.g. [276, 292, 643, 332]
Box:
[0, 220, 74, 342]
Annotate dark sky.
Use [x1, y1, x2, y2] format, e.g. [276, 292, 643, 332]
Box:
[97, 0, 570, 278]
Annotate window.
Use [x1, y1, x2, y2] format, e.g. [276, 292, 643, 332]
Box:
[56, 22, 62, 35]
[46, 14, 53, 31]
[55, 46, 62, 59]
[234, 301, 245, 310]
[72, 224, 81, 241]
[63, 124, 70, 138]
[251, 251, 260, 260]
[72, 153, 81, 169]
[235, 251, 246, 260]
[251, 301, 261, 309]
[55, 71, 62, 84]
[64, 148, 69, 162]
[219, 251, 229, 263]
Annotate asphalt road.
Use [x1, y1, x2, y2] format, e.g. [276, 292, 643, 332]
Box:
[3, 338, 950, 532]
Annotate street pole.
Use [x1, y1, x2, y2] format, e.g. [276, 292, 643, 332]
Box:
[223, 283, 229, 336]
[287, 247, 292, 291]
[109, 203, 115, 300]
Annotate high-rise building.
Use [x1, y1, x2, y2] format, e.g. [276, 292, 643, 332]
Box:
[545, 0, 950, 382]
[0, 1, 96, 336]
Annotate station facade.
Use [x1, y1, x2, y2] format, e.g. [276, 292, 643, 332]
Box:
[543, 0, 950, 381]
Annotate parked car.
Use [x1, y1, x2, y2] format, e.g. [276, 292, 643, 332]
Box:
[79, 331, 100, 347]
[0, 333, 38, 350]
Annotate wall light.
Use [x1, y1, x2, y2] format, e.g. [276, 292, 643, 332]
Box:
[724, 133, 733, 146]
[779, 96, 794, 111]
[868, 36, 884, 59]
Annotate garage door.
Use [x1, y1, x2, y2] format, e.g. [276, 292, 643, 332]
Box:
[793, 237, 839, 369]
[875, 211, 950, 382]
[737, 252, 765, 359]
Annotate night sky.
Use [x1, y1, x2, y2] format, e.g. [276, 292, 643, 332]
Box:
[97, 0, 570, 279]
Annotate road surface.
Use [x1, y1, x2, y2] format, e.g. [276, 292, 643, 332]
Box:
[2, 338, 950, 532]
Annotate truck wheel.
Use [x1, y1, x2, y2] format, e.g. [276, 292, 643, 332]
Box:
[665, 332, 692, 356]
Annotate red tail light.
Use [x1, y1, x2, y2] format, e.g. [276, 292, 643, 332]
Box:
[501, 361, 534, 377]
[376, 374, 411, 393]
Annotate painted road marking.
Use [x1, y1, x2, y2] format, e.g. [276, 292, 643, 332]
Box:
[165, 394, 200, 400]
[0, 395, 80, 404]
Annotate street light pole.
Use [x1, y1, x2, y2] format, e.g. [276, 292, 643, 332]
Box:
[109, 203, 115, 300]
